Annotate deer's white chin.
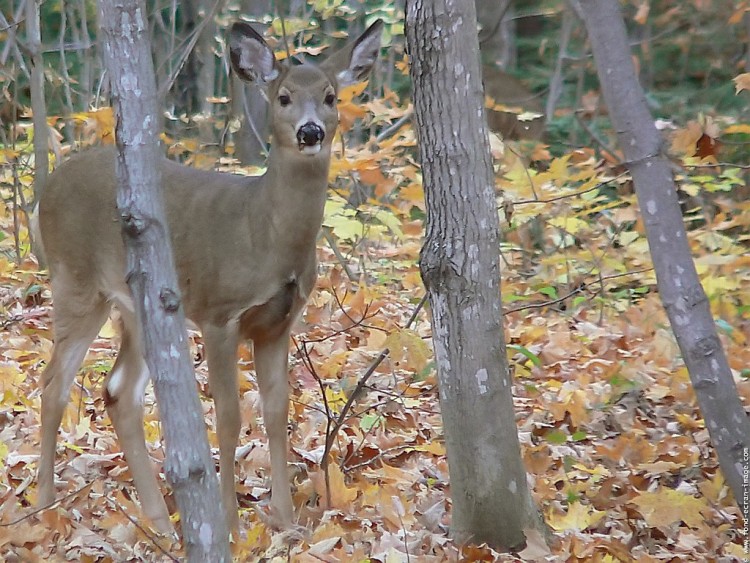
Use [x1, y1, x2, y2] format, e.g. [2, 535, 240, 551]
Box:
[299, 144, 322, 155]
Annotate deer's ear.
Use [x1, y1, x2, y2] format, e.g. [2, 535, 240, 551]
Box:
[321, 19, 383, 87]
[229, 22, 281, 84]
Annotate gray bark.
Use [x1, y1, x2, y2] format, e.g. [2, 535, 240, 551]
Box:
[231, 0, 271, 164]
[581, 0, 750, 505]
[97, 0, 231, 559]
[406, 0, 545, 551]
[476, 0, 513, 67]
[26, 0, 48, 205]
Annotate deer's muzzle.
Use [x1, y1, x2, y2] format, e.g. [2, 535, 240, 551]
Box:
[297, 122, 325, 153]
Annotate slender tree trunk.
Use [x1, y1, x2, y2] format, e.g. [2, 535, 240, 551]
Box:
[475, 0, 512, 67]
[97, 0, 231, 559]
[26, 0, 48, 206]
[580, 0, 750, 505]
[405, 0, 545, 551]
[231, 0, 271, 165]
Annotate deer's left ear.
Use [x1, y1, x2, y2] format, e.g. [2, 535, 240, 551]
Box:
[321, 19, 383, 87]
[229, 22, 281, 85]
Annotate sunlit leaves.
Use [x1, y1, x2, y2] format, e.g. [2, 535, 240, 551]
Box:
[630, 488, 708, 528]
[547, 502, 605, 532]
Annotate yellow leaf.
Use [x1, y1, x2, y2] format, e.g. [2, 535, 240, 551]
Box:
[318, 350, 349, 379]
[413, 441, 445, 455]
[384, 328, 430, 373]
[339, 81, 368, 103]
[698, 472, 725, 503]
[724, 123, 750, 134]
[549, 216, 589, 235]
[547, 502, 605, 532]
[324, 387, 347, 409]
[630, 488, 707, 528]
[323, 197, 362, 242]
[566, 389, 590, 427]
[373, 209, 403, 239]
[724, 542, 748, 559]
[548, 155, 571, 183]
[571, 463, 610, 478]
[144, 420, 161, 444]
[398, 182, 425, 211]
[328, 462, 358, 507]
[98, 319, 117, 339]
[62, 441, 85, 454]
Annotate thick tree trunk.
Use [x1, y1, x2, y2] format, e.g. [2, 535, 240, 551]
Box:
[405, 0, 545, 551]
[98, 0, 231, 560]
[580, 0, 750, 505]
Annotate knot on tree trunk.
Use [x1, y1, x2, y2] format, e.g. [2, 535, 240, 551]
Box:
[120, 211, 148, 237]
[159, 287, 182, 312]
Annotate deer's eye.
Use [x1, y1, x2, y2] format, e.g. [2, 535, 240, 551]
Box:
[324, 92, 336, 106]
[279, 93, 291, 106]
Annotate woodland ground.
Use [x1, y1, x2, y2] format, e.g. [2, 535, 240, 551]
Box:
[0, 97, 749, 561]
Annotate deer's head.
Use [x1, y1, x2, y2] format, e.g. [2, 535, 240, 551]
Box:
[229, 20, 383, 157]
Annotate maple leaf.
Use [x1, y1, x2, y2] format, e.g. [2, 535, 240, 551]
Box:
[547, 502, 605, 532]
[384, 328, 430, 373]
[629, 488, 708, 528]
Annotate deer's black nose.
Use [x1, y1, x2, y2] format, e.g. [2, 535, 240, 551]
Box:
[297, 122, 325, 146]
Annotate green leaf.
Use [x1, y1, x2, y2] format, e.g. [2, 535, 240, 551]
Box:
[507, 344, 542, 367]
[545, 429, 567, 444]
[360, 413, 383, 432]
[539, 286, 558, 299]
[373, 208, 404, 239]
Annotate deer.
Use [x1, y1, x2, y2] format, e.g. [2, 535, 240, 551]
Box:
[35, 19, 383, 535]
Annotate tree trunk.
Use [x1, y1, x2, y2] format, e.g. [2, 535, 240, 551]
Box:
[231, 0, 271, 165]
[97, 0, 231, 560]
[405, 0, 545, 551]
[26, 0, 48, 206]
[580, 0, 750, 505]
[476, 0, 513, 67]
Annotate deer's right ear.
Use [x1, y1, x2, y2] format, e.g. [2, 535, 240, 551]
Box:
[229, 22, 280, 84]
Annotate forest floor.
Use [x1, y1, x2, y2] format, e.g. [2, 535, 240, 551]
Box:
[1, 110, 749, 561]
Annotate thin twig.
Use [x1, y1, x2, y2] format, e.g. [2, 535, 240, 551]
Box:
[375, 109, 414, 143]
[321, 228, 357, 282]
[509, 170, 628, 206]
[112, 500, 179, 562]
[0, 481, 95, 526]
[504, 267, 654, 314]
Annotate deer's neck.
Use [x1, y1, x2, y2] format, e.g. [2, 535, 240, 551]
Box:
[262, 147, 331, 248]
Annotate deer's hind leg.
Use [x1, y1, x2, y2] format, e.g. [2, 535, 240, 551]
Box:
[38, 276, 110, 510]
[103, 301, 172, 534]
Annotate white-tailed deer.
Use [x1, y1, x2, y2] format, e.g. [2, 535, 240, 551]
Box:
[36, 19, 383, 534]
